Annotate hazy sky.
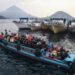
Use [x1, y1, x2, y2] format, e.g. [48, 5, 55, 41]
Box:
[0, 0, 75, 17]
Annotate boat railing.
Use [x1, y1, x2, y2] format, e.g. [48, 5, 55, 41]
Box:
[1, 40, 72, 66]
[3, 41, 35, 53]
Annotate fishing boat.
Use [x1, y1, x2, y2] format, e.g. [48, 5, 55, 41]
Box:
[30, 22, 41, 31]
[0, 40, 75, 73]
[49, 22, 66, 33]
[41, 21, 49, 30]
[41, 24, 49, 30]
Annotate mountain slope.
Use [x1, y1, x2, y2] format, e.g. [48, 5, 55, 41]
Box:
[0, 5, 34, 19]
[50, 11, 74, 20]
[0, 16, 6, 19]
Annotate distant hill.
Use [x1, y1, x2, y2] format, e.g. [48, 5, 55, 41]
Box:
[45, 11, 74, 20]
[0, 5, 35, 19]
[0, 16, 6, 19]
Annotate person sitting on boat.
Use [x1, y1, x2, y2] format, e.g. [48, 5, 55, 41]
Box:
[47, 41, 53, 48]
[36, 40, 42, 49]
[6, 35, 10, 42]
[10, 36, 15, 43]
[41, 40, 47, 48]
[40, 46, 51, 57]
[45, 51, 51, 58]
[20, 35, 25, 44]
[27, 34, 33, 42]
[51, 50, 57, 58]
[0, 32, 4, 42]
[8, 30, 12, 36]
[15, 33, 19, 39]
[4, 29, 8, 41]
[40, 48, 46, 56]
[26, 33, 29, 40]
[34, 48, 41, 57]
[60, 47, 69, 60]
[41, 34, 47, 42]
[47, 41, 53, 52]
[16, 38, 21, 51]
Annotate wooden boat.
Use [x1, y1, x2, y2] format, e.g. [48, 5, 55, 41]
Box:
[0, 40, 75, 73]
[49, 22, 66, 33]
[14, 21, 31, 30]
[30, 25, 41, 31]
[41, 24, 49, 30]
[30, 22, 41, 31]
[41, 21, 49, 30]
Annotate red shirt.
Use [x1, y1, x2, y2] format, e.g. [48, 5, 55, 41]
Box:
[0, 35, 4, 40]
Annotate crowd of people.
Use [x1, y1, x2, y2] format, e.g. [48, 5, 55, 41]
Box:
[0, 30, 69, 60]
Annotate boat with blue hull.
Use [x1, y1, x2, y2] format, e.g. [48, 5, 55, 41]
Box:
[0, 40, 75, 73]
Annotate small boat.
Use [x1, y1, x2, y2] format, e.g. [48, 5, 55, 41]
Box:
[0, 40, 75, 73]
[30, 25, 41, 31]
[49, 22, 66, 33]
[41, 24, 49, 30]
[13, 21, 31, 30]
[41, 21, 49, 30]
[30, 22, 41, 31]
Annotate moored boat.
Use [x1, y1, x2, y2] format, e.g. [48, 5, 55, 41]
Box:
[30, 22, 41, 31]
[0, 40, 75, 73]
[49, 22, 66, 33]
[41, 21, 49, 30]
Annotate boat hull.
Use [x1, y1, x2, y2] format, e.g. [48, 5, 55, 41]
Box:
[49, 24, 65, 33]
[41, 24, 49, 30]
[30, 26, 41, 31]
[0, 41, 70, 72]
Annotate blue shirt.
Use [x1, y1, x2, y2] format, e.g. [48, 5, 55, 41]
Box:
[47, 42, 53, 48]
